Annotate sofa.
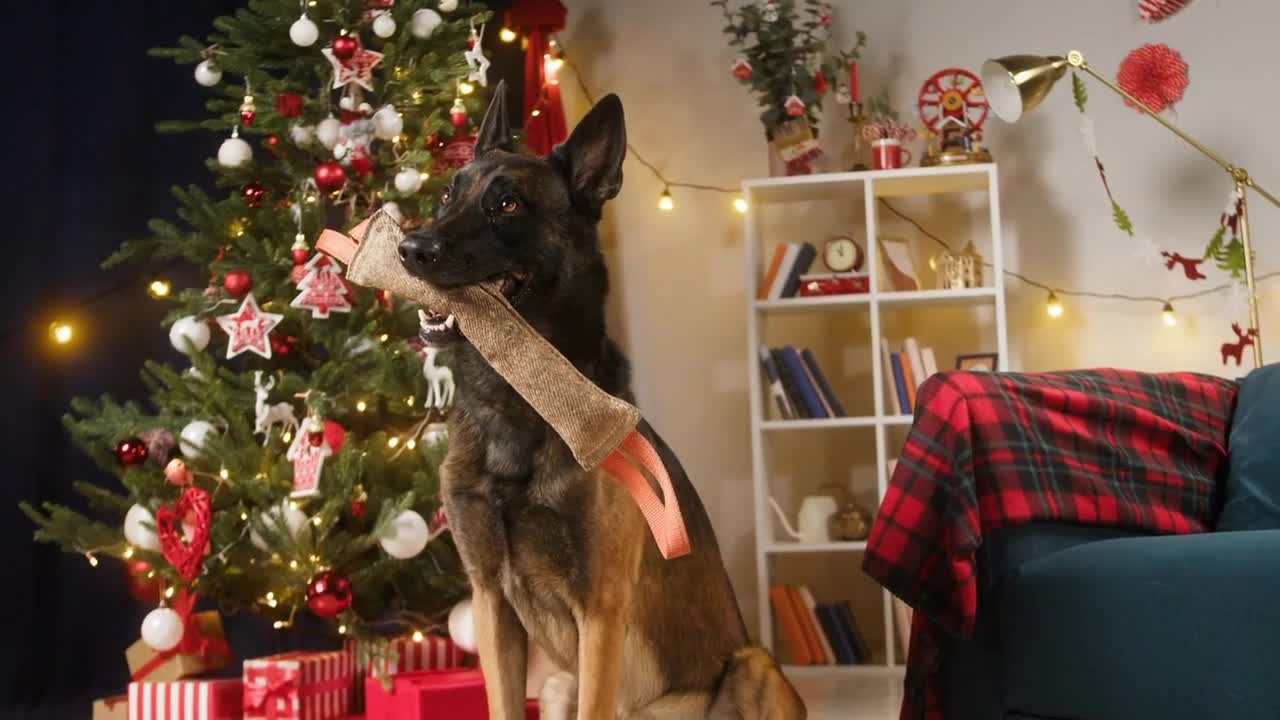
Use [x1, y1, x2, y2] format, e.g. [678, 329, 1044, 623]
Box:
[941, 365, 1280, 720]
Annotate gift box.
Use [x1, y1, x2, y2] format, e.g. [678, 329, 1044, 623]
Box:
[127, 679, 242, 720]
[347, 634, 475, 711]
[92, 694, 128, 720]
[125, 611, 230, 683]
[244, 650, 353, 720]
[364, 668, 488, 720]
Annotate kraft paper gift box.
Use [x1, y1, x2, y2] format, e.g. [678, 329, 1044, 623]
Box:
[92, 694, 128, 720]
[364, 668, 488, 720]
[243, 649, 353, 720]
[126, 679, 241, 720]
[125, 611, 229, 683]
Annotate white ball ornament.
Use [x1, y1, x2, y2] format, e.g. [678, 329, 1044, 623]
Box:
[372, 13, 397, 38]
[141, 607, 185, 652]
[194, 59, 222, 87]
[124, 504, 162, 553]
[410, 9, 443, 38]
[357, 101, 373, 116]
[438, 0, 459, 12]
[217, 135, 253, 168]
[168, 316, 211, 355]
[249, 501, 310, 551]
[290, 14, 320, 47]
[316, 117, 342, 149]
[373, 105, 404, 139]
[394, 167, 423, 193]
[289, 123, 315, 145]
[179, 420, 216, 458]
[447, 599, 477, 653]
[338, 96, 355, 112]
[379, 509, 430, 559]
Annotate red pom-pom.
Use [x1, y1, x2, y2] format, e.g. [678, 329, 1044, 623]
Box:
[1116, 43, 1189, 114]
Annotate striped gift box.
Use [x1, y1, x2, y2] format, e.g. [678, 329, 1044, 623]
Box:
[126, 679, 241, 720]
[243, 650, 352, 720]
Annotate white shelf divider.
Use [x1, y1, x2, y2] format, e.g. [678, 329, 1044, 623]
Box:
[744, 162, 1007, 678]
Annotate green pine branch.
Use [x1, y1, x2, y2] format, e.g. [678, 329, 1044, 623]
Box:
[1071, 71, 1088, 113]
[1111, 200, 1135, 237]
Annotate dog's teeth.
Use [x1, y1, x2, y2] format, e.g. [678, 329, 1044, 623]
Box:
[445, 315, 455, 328]
[418, 309, 429, 324]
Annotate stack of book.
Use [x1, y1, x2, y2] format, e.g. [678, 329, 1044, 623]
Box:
[758, 345, 845, 420]
[880, 337, 939, 415]
[758, 242, 871, 300]
[768, 584, 871, 666]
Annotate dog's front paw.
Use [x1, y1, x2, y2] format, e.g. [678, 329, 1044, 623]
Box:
[538, 671, 578, 720]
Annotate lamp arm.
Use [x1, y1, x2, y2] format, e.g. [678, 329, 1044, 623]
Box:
[1075, 56, 1280, 210]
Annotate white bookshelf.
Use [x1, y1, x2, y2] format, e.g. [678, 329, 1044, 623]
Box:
[743, 163, 1008, 676]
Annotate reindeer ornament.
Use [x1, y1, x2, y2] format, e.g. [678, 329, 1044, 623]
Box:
[1221, 322, 1259, 367]
[253, 371, 299, 446]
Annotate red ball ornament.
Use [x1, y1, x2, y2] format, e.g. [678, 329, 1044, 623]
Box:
[275, 92, 304, 118]
[323, 420, 346, 453]
[241, 180, 266, 208]
[262, 134, 281, 160]
[313, 160, 347, 192]
[123, 559, 164, 605]
[349, 499, 366, 518]
[270, 334, 297, 356]
[164, 458, 194, 486]
[222, 270, 253, 298]
[305, 569, 353, 617]
[292, 248, 310, 265]
[115, 437, 150, 467]
[331, 35, 359, 62]
[349, 150, 374, 177]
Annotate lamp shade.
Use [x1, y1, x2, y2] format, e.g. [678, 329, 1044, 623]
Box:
[981, 55, 1070, 122]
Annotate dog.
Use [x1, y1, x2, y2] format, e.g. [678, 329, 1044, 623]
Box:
[397, 81, 805, 720]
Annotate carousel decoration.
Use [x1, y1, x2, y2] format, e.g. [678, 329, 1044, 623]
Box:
[917, 67, 994, 166]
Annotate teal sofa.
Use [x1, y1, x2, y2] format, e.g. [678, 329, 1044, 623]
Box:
[942, 365, 1280, 719]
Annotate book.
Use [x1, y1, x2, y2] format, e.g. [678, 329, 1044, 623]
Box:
[758, 346, 795, 420]
[796, 586, 835, 665]
[786, 585, 827, 665]
[800, 348, 846, 417]
[768, 244, 800, 300]
[880, 338, 901, 414]
[892, 597, 913, 658]
[829, 602, 861, 663]
[796, 355, 835, 417]
[758, 244, 789, 300]
[769, 348, 810, 419]
[778, 242, 817, 298]
[768, 584, 811, 664]
[815, 603, 856, 665]
[839, 601, 872, 663]
[903, 337, 926, 390]
[889, 353, 910, 416]
[921, 346, 939, 379]
[900, 351, 917, 412]
[780, 346, 828, 419]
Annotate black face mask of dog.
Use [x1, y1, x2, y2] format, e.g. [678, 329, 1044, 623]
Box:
[397, 80, 625, 362]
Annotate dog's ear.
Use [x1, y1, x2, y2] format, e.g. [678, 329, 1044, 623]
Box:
[474, 79, 514, 157]
[554, 94, 626, 211]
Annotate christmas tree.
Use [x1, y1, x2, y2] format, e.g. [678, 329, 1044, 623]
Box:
[19, 0, 493, 656]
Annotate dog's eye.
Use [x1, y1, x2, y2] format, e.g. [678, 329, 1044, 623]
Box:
[440, 188, 452, 206]
[499, 196, 519, 214]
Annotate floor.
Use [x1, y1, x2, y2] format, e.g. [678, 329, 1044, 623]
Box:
[791, 672, 904, 719]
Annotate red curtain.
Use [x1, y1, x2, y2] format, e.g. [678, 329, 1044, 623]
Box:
[505, 0, 568, 156]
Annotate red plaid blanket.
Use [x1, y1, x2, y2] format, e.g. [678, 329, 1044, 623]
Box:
[862, 369, 1238, 719]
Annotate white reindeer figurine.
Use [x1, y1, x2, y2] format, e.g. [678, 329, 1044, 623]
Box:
[253, 371, 299, 446]
[422, 347, 455, 410]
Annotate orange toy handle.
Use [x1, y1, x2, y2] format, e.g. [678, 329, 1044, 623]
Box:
[601, 430, 691, 560]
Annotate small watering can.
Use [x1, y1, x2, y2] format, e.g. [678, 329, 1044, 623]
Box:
[768, 495, 838, 544]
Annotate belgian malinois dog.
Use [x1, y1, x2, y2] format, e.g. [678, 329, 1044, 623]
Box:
[397, 82, 805, 719]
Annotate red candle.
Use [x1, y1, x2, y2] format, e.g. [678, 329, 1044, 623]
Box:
[849, 60, 860, 103]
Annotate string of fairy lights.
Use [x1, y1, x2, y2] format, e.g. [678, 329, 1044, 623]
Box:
[38, 28, 1275, 350]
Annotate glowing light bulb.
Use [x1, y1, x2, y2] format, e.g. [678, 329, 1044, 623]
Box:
[311, 516, 322, 527]
[1162, 302, 1177, 327]
[164, 586, 176, 599]
[338, 624, 348, 634]
[86, 553, 99, 567]
[219, 467, 229, 480]
[406, 438, 417, 450]
[356, 400, 368, 413]
[289, 501, 299, 511]
[50, 321, 74, 345]
[240, 512, 249, 521]
[273, 620, 286, 629]
[658, 188, 674, 211]
[148, 279, 172, 298]
[1046, 291, 1063, 319]
[459, 81, 475, 96]
[282, 430, 292, 444]
[123, 546, 135, 559]
[499, 27, 517, 43]
[266, 592, 275, 601]
[530, 109, 541, 117]
[379, 333, 390, 342]
[289, 560, 298, 569]
[733, 197, 748, 213]
[412, 630, 425, 642]
[388, 436, 401, 449]
[406, 395, 415, 407]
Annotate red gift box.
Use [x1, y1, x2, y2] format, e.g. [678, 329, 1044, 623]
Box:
[244, 650, 353, 720]
[348, 635, 475, 712]
[365, 668, 488, 720]
[127, 679, 241, 720]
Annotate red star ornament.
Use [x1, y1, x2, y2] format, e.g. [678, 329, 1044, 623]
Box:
[287, 426, 332, 498]
[216, 292, 283, 359]
[322, 44, 384, 91]
[290, 254, 353, 318]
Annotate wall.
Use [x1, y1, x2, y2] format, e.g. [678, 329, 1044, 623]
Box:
[557, 0, 1279, 638]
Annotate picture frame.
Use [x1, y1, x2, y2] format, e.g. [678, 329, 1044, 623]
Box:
[955, 352, 999, 372]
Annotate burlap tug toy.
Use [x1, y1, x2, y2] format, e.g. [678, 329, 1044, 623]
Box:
[317, 210, 690, 560]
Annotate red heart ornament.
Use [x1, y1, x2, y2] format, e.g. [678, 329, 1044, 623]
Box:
[156, 486, 212, 582]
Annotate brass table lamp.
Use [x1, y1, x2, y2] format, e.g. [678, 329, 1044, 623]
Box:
[982, 50, 1274, 366]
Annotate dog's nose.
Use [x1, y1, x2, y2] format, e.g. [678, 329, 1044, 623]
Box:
[398, 233, 443, 274]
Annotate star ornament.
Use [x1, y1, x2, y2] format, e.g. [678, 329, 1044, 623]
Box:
[217, 293, 283, 359]
[323, 44, 384, 91]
